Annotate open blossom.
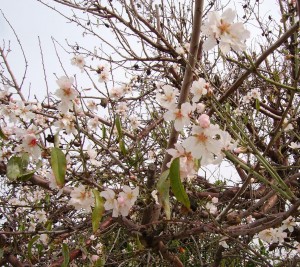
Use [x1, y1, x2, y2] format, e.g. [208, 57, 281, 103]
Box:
[116, 102, 128, 116]
[289, 142, 300, 149]
[182, 124, 223, 166]
[163, 102, 194, 131]
[71, 55, 85, 71]
[167, 143, 196, 180]
[109, 87, 125, 99]
[175, 45, 185, 55]
[69, 185, 94, 213]
[100, 188, 116, 211]
[190, 78, 209, 103]
[202, 8, 250, 53]
[129, 116, 140, 130]
[156, 85, 179, 109]
[281, 216, 297, 232]
[54, 113, 77, 135]
[87, 145, 101, 167]
[55, 76, 77, 102]
[205, 197, 218, 214]
[19, 133, 41, 160]
[101, 186, 139, 217]
[97, 64, 110, 83]
[258, 227, 287, 244]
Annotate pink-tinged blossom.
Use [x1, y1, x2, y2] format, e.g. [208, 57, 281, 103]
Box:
[190, 78, 209, 103]
[182, 124, 223, 165]
[156, 85, 179, 109]
[119, 186, 139, 207]
[14, 101, 35, 121]
[20, 133, 41, 160]
[198, 114, 210, 128]
[100, 188, 116, 211]
[87, 117, 100, 131]
[196, 103, 206, 114]
[71, 55, 85, 72]
[86, 100, 98, 112]
[101, 186, 139, 217]
[175, 45, 185, 55]
[167, 143, 196, 180]
[87, 145, 102, 167]
[202, 8, 250, 54]
[69, 185, 94, 213]
[97, 64, 110, 83]
[109, 87, 125, 99]
[116, 102, 128, 116]
[129, 116, 140, 130]
[54, 114, 77, 135]
[163, 102, 193, 131]
[55, 76, 77, 102]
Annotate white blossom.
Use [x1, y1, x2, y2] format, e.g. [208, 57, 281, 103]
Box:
[202, 8, 250, 53]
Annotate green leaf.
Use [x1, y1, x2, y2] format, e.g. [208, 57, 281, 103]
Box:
[0, 126, 8, 140]
[157, 169, 171, 219]
[51, 147, 67, 188]
[61, 243, 70, 267]
[28, 236, 39, 259]
[115, 115, 123, 139]
[92, 189, 104, 233]
[7, 156, 22, 181]
[169, 158, 190, 209]
[119, 139, 127, 155]
[255, 99, 260, 111]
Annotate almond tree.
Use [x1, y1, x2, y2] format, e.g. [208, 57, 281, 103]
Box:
[0, 0, 300, 266]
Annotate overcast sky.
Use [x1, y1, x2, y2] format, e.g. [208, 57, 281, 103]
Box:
[1, 0, 87, 99]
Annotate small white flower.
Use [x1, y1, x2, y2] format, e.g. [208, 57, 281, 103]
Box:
[202, 8, 250, 53]
[69, 185, 94, 213]
[71, 55, 85, 71]
[163, 102, 193, 131]
[100, 188, 116, 211]
[116, 102, 128, 116]
[190, 78, 209, 103]
[281, 216, 297, 232]
[156, 85, 179, 109]
[289, 142, 300, 149]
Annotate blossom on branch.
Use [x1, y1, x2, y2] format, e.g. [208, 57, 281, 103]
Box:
[202, 8, 250, 53]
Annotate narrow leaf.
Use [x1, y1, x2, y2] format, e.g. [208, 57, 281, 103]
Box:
[115, 115, 123, 139]
[61, 243, 70, 267]
[51, 147, 67, 188]
[92, 189, 105, 233]
[157, 169, 171, 219]
[169, 158, 190, 209]
[28, 236, 39, 259]
[255, 99, 260, 111]
[119, 139, 127, 155]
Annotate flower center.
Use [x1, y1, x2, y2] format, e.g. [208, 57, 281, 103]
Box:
[28, 138, 37, 147]
[197, 132, 208, 143]
[219, 20, 231, 35]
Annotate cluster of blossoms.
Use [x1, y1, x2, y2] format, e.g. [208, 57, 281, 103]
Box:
[242, 88, 261, 104]
[69, 184, 94, 213]
[157, 78, 237, 180]
[100, 186, 139, 217]
[55, 76, 78, 114]
[202, 8, 250, 54]
[258, 216, 298, 244]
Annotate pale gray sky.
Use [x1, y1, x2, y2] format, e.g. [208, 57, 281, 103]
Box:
[1, 0, 88, 99]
